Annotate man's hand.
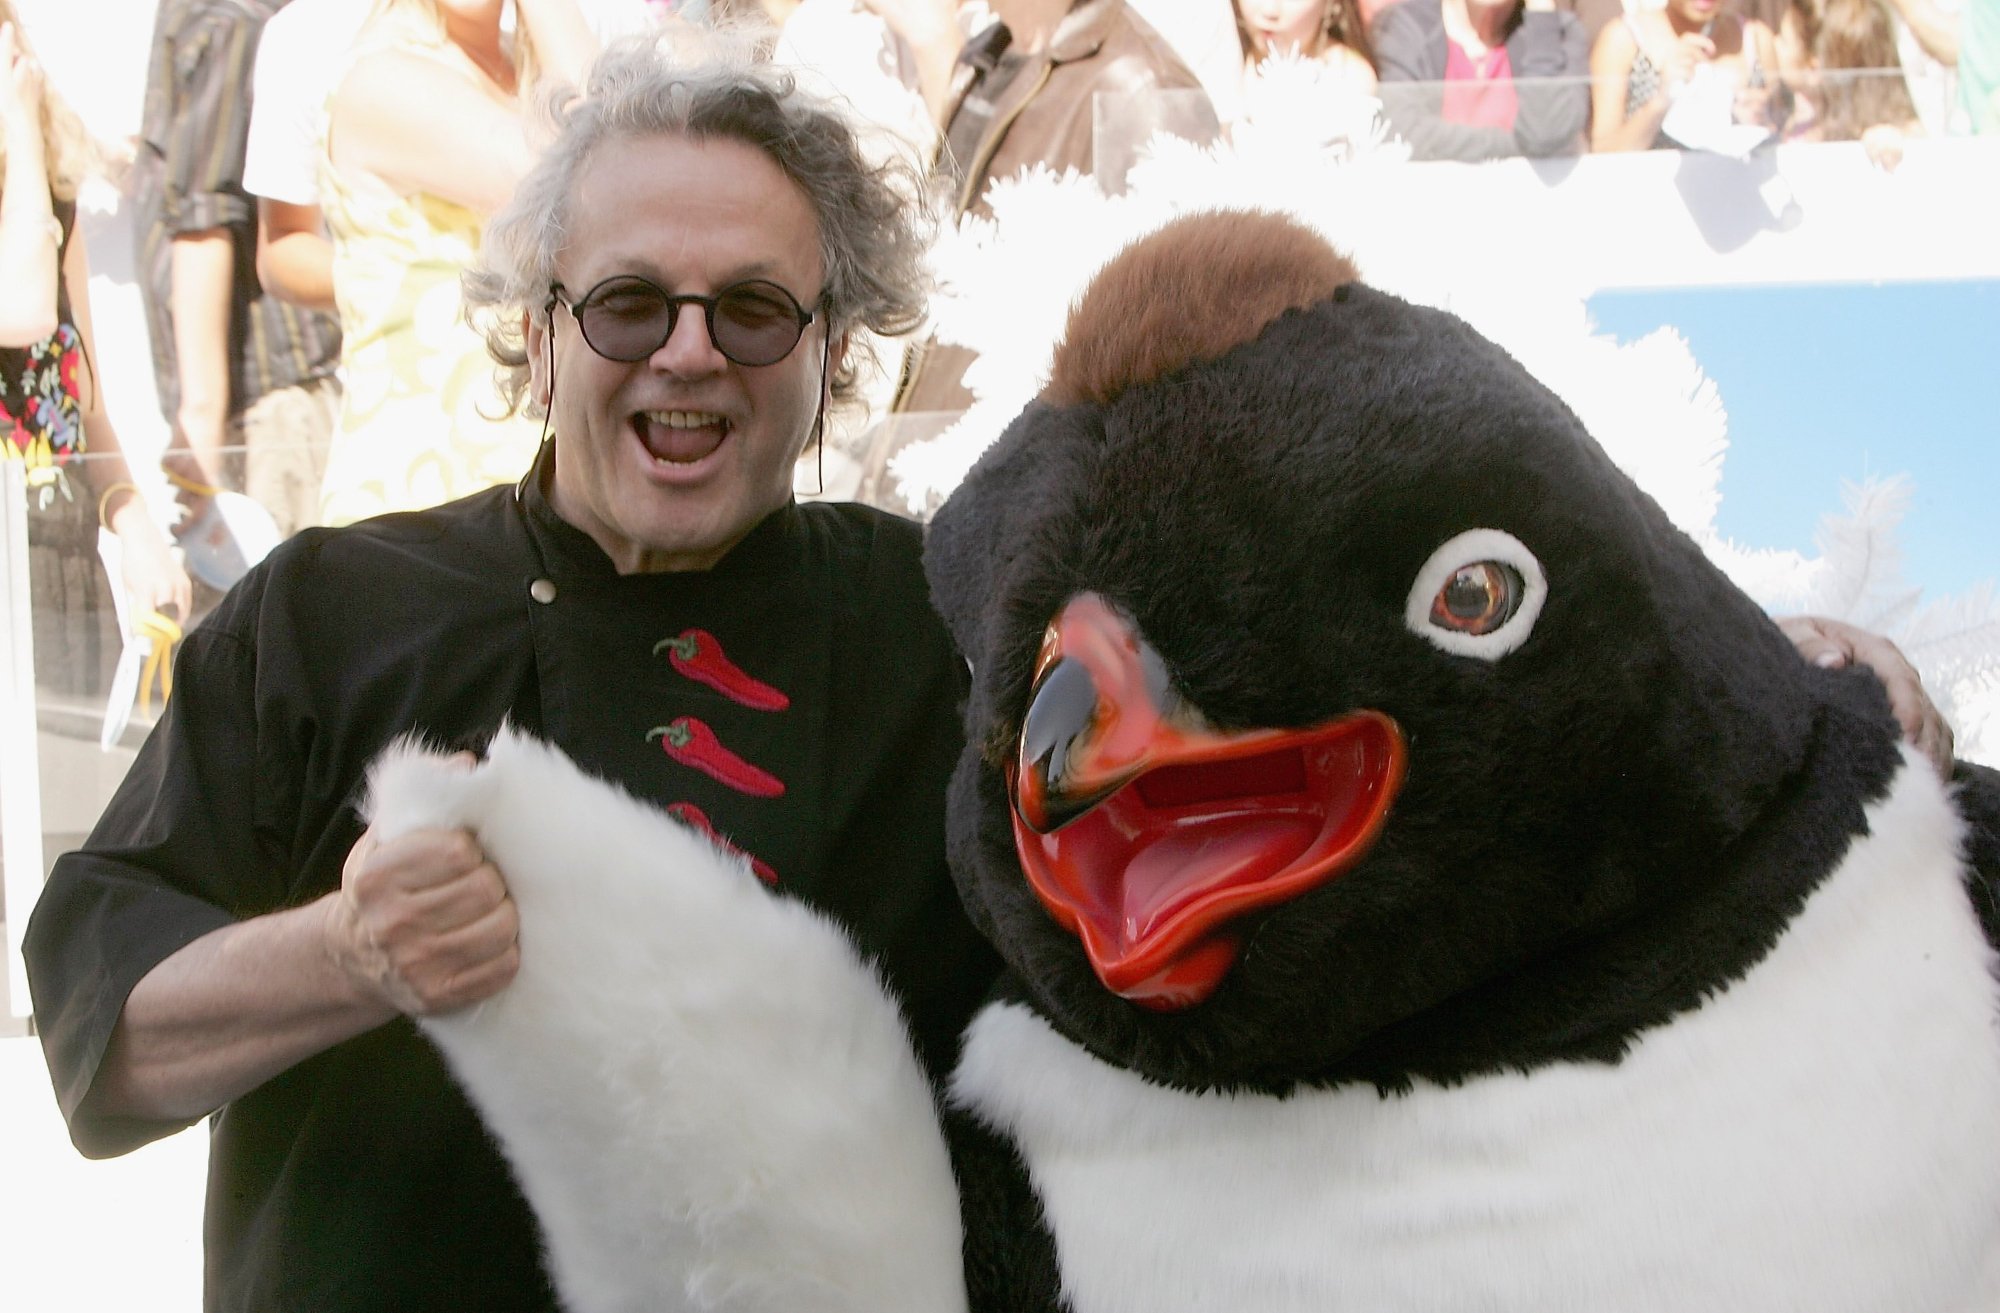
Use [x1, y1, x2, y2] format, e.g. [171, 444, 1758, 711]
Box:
[86, 816, 514, 1124]
[1777, 614, 1954, 775]
[328, 824, 521, 1016]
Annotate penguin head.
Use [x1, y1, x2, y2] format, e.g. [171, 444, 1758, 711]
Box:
[926, 211, 1839, 1092]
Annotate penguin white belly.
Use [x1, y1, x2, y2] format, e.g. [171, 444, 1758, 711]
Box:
[953, 754, 2000, 1313]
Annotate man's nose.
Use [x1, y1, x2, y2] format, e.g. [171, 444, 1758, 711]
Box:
[651, 302, 726, 372]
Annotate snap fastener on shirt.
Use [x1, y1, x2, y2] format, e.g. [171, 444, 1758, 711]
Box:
[529, 578, 557, 604]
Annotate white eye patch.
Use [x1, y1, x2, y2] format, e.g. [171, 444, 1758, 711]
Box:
[1404, 528, 1547, 660]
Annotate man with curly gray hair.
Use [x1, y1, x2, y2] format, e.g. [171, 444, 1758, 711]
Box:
[26, 36, 998, 1311]
[466, 36, 932, 426]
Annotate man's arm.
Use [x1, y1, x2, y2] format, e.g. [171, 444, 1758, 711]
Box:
[255, 198, 335, 310]
[91, 894, 390, 1123]
[90, 824, 519, 1125]
[26, 611, 512, 1156]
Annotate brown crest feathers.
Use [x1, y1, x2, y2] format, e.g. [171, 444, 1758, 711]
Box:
[1043, 210, 1359, 408]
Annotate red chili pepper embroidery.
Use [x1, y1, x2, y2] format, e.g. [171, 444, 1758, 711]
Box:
[665, 802, 778, 886]
[647, 716, 786, 798]
[652, 629, 790, 711]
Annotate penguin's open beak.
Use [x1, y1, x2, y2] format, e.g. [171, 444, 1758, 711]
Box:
[1010, 593, 1406, 1011]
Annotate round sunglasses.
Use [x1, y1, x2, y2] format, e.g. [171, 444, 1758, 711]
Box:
[548, 275, 818, 367]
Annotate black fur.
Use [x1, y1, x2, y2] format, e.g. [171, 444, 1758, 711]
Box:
[926, 285, 1910, 1097]
[947, 1088, 1066, 1313]
[1954, 761, 2000, 946]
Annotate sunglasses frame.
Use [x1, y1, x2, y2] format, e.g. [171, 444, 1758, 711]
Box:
[547, 274, 819, 367]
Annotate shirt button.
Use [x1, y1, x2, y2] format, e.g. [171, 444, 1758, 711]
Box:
[529, 578, 557, 604]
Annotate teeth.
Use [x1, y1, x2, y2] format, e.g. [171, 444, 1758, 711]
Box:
[642, 410, 726, 430]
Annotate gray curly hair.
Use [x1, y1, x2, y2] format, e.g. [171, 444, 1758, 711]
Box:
[463, 34, 933, 416]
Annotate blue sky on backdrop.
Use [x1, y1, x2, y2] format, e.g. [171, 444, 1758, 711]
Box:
[1588, 280, 1998, 603]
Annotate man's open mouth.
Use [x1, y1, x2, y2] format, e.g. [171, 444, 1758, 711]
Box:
[636, 409, 729, 465]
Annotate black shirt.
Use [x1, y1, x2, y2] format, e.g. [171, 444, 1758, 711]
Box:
[25, 465, 1000, 1311]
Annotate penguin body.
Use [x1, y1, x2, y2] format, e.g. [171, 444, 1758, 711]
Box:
[922, 211, 2000, 1308]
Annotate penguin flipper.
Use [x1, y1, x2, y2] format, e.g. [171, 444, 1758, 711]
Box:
[948, 1101, 1068, 1313]
[365, 727, 968, 1313]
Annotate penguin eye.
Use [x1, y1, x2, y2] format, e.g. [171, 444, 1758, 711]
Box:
[1405, 529, 1547, 661]
[1429, 562, 1524, 636]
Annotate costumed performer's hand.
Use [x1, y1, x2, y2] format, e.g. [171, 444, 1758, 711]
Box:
[330, 814, 521, 1016]
[1777, 614, 1953, 776]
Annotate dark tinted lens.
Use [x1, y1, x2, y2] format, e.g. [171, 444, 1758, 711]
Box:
[713, 282, 806, 365]
[577, 279, 675, 360]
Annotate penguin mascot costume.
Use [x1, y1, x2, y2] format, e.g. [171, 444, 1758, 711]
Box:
[367, 210, 2000, 1312]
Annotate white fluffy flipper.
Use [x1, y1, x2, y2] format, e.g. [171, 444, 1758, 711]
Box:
[363, 728, 966, 1313]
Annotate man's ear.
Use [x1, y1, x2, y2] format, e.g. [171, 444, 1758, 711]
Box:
[525, 309, 552, 412]
[825, 327, 850, 408]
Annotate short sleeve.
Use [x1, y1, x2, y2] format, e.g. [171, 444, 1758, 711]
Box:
[23, 612, 295, 1158]
[159, 7, 259, 234]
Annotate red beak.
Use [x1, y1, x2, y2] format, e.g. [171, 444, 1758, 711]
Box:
[1010, 594, 1406, 1011]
